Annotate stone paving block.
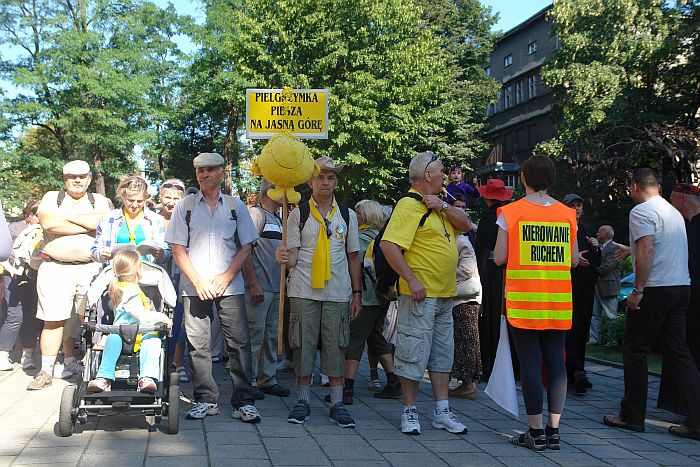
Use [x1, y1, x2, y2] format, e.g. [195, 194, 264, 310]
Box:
[211, 459, 271, 467]
[0, 457, 14, 467]
[436, 452, 504, 466]
[582, 428, 638, 439]
[558, 433, 612, 445]
[84, 437, 149, 452]
[266, 449, 331, 466]
[311, 433, 368, 446]
[659, 443, 700, 456]
[208, 444, 269, 459]
[262, 436, 320, 451]
[606, 436, 668, 451]
[13, 446, 84, 465]
[366, 437, 429, 453]
[204, 419, 258, 432]
[541, 452, 611, 466]
[417, 439, 483, 453]
[637, 451, 700, 465]
[576, 443, 644, 460]
[331, 461, 391, 467]
[79, 452, 144, 465]
[255, 424, 309, 438]
[206, 430, 261, 445]
[497, 454, 561, 467]
[145, 455, 208, 467]
[147, 435, 206, 457]
[26, 433, 92, 449]
[606, 460, 663, 467]
[321, 444, 384, 461]
[353, 428, 409, 440]
[0, 442, 27, 457]
[384, 452, 448, 466]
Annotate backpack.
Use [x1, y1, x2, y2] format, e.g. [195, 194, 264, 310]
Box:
[183, 193, 241, 249]
[6, 224, 44, 276]
[359, 229, 379, 293]
[57, 190, 96, 209]
[298, 201, 350, 251]
[372, 192, 432, 303]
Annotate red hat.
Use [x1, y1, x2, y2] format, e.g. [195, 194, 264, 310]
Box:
[477, 178, 513, 201]
[673, 183, 700, 196]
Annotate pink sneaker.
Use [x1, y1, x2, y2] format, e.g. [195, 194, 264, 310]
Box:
[138, 377, 157, 393]
[87, 377, 111, 393]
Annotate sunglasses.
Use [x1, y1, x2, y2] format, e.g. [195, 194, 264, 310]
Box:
[424, 154, 438, 173]
[162, 183, 185, 192]
[323, 218, 332, 238]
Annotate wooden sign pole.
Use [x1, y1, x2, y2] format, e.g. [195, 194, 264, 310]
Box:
[278, 194, 288, 356]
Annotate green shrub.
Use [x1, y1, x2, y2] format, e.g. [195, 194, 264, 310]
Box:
[602, 314, 626, 346]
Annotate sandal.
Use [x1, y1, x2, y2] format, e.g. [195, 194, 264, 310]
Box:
[545, 426, 560, 450]
[449, 387, 477, 400]
[510, 430, 546, 452]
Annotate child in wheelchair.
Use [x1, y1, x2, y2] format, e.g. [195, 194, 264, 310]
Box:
[87, 250, 172, 393]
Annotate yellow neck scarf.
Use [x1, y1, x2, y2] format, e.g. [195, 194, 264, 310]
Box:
[358, 223, 370, 230]
[309, 198, 337, 288]
[122, 208, 144, 245]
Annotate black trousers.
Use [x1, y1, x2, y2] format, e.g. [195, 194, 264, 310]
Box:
[689, 283, 700, 371]
[620, 286, 700, 428]
[566, 277, 595, 378]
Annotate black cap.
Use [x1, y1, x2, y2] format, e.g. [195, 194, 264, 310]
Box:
[562, 193, 583, 205]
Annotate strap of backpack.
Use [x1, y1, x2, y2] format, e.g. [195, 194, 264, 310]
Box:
[223, 195, 242, 250]
[57, 190, 96, 209]
[184, 194, 196, 248]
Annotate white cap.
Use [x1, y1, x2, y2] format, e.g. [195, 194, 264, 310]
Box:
[193, 152, 225, 168]
[62, 160, 91, 175]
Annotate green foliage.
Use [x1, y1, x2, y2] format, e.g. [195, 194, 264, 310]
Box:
[602, 314, 626, 347]
[0, 0, 191, 202]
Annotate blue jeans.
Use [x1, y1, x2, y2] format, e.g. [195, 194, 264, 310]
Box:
[96, 333, 161, 380]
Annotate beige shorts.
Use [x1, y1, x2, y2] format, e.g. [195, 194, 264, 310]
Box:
[36, 261, 101, 332]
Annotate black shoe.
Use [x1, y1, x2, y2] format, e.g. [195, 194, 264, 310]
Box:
[510, 431, 546, 452]
[545, 426, 560, 450]
[573, 376, 588, 394]
[251, 386, 265, 400]
[603, 415, 645, 432]
[288, 400, 311, 424]
[329, 403, 355, 428]
[669, 424, 700, 441]
[260, 384, 290, 397]
[583, 376, 593, 389]
[374, 380, 402, 399]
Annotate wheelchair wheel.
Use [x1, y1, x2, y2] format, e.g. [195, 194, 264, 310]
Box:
[165, 381, 179, 434]
[58, 384, 77, 437]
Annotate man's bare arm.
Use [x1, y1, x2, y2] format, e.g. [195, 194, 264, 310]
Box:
[39, 211, 91, 235]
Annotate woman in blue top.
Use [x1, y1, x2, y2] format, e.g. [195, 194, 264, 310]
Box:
[91, 175, 169, 265]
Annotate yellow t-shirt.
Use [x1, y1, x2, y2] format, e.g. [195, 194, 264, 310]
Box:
[382, 189, 457, 297]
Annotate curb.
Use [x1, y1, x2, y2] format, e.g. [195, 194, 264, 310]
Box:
[586, 356, 661, 378]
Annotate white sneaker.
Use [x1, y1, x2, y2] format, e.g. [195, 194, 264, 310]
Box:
[0, 353, 13, 371]
[232, 404, 262, 423]
[401, 408, 421, 435]
[61, 360, 84, 379]
[187, 401, 219, 419]
[52, 362, 64, 379]
[432, 408, 468, 434]
[21, 353, 35, 370]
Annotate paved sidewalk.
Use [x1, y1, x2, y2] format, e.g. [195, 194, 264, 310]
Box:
[1, 357, 699, 467]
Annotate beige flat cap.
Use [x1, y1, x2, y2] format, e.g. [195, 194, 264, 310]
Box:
[193, 152, 225, 168]
[62, 160, 91, 175]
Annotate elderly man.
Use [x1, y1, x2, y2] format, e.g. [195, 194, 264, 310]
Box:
[589, 225, 621, 345]
[604, 169, 700, 441]
[243, 179, 290, 398]
[27, 160, 111, 390]
[276, 157, 362, 428]
[380, 152, 473, 435]
[166, 152, 262, 423]
[563, 193, 600, 394]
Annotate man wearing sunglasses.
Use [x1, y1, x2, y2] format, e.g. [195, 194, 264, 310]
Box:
[380, 151, 473, 436]
[276, 156, 362, 428]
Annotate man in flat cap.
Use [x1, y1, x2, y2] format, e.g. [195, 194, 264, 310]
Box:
[27, 160, 111, 390]
[166, 152, 263, 423]
[276, 156, 362, 428]
[563, 193, 600, 394]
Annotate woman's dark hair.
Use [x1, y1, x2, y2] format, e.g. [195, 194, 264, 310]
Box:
[23, 200, 40, 219]
[521, 155, 556, 192]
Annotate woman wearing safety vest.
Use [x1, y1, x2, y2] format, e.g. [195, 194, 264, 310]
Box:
[494, 155, 579, 452]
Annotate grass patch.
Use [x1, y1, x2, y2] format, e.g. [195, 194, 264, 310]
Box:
[587, 343, 663, 374]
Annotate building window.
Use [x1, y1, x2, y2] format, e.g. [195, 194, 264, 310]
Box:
[528, 41, 537, 55]
[528, 75, 538, 98]
[515, 81, 524, 104]
[484, 66, 491, 77]
[505, 175, 517, 189]
[504, 86, 513, 109]
[504, 54, 512, 67]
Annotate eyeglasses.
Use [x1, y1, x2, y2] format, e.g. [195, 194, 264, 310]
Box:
[424, 154, 438, 174]
[162, 183, 185, 192]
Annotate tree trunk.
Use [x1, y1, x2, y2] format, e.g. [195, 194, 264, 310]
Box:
[93, 146, 106, 196]
[223, 103, 238, 196]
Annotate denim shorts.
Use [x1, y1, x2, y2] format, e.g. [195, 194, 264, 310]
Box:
[393, 296, 454, 381]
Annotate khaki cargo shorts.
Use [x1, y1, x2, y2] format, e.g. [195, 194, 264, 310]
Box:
[393, 296, 454, 381]
[36, 261, 100, 337]
[288, 297, 349, 378]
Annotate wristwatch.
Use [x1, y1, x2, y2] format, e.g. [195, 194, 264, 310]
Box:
[441, 201, 449, 212]
[631, 287, 644, 296]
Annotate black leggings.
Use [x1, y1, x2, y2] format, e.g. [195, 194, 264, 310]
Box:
[509, 326, 567, 416]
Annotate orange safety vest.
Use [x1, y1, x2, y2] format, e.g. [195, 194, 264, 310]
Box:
[498, 199, 577, 331]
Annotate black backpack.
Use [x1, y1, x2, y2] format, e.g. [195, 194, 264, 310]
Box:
[57, 190, 96, 209]
[372, 192, 432, 302]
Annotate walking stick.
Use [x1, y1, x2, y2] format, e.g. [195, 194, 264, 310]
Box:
[278, 193, 288, 356]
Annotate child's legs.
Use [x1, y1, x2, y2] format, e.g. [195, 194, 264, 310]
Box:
[96, 334, 123, 380]
[139, 333, 162, 380]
